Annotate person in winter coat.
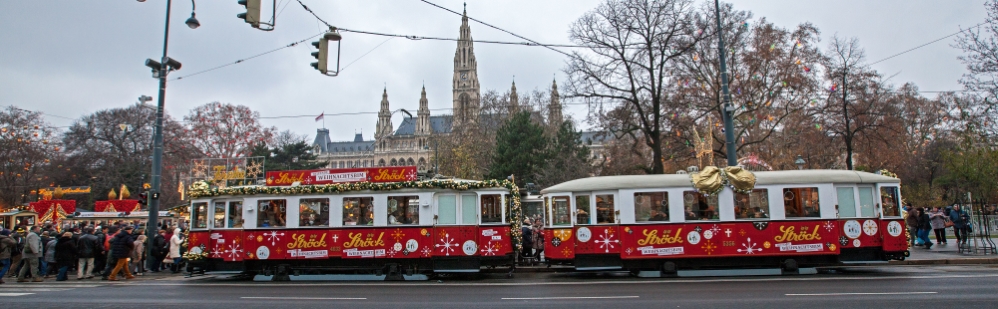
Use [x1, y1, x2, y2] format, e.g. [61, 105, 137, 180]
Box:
[107, 226, 136, 281]
[92, 227, 107, 274]
[532, 219, 545, 261]
[168, 228, 183, 273]
[928, 207, 948, 245]
[39, 231, 53, 277]
[131, 235, 146, 276]
[949, 204, 970, 245]
[54, 232, 77, 281]
[916, 208, 933, 249]
[16, 226, 44, 282]
[904, 204, 919, 246]
[76, 227, 99, 279]
[520, 219, 534, 259]
[0, 230, 16, 284]
[150, 229, 167, 273]
[43, 235, 57, 278]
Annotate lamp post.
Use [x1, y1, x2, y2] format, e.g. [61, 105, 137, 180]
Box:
[795, 155, 806, 170]
[142, 0, 197, 272]
[713, 0, 738, 167]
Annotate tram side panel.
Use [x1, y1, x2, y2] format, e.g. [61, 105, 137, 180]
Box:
[544, 228, 575, 261]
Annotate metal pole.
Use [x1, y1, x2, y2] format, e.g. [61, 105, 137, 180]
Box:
[714, 0, 738, 167]
[146, 0, 172, 271]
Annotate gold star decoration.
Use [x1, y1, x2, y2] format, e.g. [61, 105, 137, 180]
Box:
[701, 240, 717, 255]
[392, 229, 405, 242]
[561, 247, 573, 257]
[256, 235, 263, 242]
[738, 229, 747, 236]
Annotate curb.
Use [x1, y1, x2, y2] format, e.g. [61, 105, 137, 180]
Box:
[888, 257, 998, 266]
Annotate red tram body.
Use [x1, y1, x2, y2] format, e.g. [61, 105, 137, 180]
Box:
[539, 170, 908, 274]
[184, 167, 518, 279]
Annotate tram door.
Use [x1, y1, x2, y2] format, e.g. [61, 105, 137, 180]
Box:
[544, 195, 575, 260]
[573, 193, 622, 269]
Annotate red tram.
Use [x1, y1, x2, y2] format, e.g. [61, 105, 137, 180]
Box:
[538, 169, 908, 275]
[184, 166, 519, 280]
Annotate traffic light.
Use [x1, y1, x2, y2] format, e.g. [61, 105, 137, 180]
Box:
[237, 0, 261, 28]
[138, 191, 148, 206]
[311, 38, 328, 74]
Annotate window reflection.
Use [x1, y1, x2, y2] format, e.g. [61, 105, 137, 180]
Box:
[784, 188, 820, 218]
[595, 195, 615, 224]
[258, 199, 287, 227]
[880, 187, 901, 217]
[388, 196, 419, 225]
[213, 201, 226, 228]
[227, 202, 243, 228]
[480, 195, 503, 224]
[300, 198, 329, 227]
[552, 197, 570, 226]
[192, 202, 207, 228]
[735, 189, 769, 219]
[575, 195, 590, 224]
[634, 192, 668, 222]
[343, 197, 374, 226]
[683, 191, 719, 221]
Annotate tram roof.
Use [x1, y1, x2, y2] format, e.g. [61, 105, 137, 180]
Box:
[540, 169, 899, 194]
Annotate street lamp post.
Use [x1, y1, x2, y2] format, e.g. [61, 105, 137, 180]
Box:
[142, 0, 197, 272]
[795, 155, 806, 170]
[713, 0, 738, 167]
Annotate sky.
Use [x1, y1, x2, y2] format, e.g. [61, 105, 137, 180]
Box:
[0, 0, 987, 143]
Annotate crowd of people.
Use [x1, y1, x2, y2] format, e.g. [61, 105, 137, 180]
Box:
[0, 221, 188, 284]
[905, 203, 972, 250]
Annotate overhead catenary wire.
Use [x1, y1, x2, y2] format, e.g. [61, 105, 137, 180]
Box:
[169, 32, 325, 82]
[869, 22, 986, 65]
[417, 0, 574, 57]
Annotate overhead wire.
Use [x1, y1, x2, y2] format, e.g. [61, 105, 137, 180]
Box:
[869, 22, 985, 65]
[417, 0, 574, 57]
[169, 32, 324, 82]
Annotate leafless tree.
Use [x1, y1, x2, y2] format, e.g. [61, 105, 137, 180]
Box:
[0, 107, 59, 208]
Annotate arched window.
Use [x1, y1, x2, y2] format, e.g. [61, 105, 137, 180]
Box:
[378, 159, 386, 167]
[390, 159, 398, 166]
[407, 158, 415, 166]
[418, 158, 427, 171]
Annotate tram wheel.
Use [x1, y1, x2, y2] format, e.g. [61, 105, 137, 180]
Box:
[781, 259, 799, 275]
[661, 261, 678, 277]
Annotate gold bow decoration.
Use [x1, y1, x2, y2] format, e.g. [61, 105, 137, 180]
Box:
[690, 166, 757, 195]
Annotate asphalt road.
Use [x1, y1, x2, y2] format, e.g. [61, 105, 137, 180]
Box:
[2, 265, 997, 309]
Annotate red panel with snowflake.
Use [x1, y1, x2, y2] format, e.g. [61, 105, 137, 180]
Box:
[196, 230, 245, 262]
[544, 228, 575, 260]
[837, 219, 884, 250]
[573, 225, 621, 255]
[477, 226, 512, 257]
[244, 230, 291, 260]
[432, 226, 479, 257]
[187, 231, 210, 257]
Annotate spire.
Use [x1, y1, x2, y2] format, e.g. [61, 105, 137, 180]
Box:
[549, 79, 563, 125]
[452, 4, 480, 129]
[417, 86, 431, 135]
[376, 88, 393, 138]
[509, 79, 519, 111]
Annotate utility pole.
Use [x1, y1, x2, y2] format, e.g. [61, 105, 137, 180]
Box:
[713, 0, 738, 167]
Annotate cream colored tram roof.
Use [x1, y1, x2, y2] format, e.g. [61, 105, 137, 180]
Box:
[540, 169, 899, 194]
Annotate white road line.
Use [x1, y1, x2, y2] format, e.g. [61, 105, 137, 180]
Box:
[787, 292, 938, 296]
[241, 297, 367, 300]
[502, 296, 639, 300]
[0, 288, 73, 292]
[0, 293, 35, 297]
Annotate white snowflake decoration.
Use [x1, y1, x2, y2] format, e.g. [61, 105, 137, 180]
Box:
[387, 247, 398, 258]
[405, 170, 418, 180]
[480, 242, 498, 256]
[709, 225, 722, 236]
[595, 230, 619, 253]
[823, 221, 835, 232]
[225, 243, 243, 260]
[211, 245, 223, 258]
[436, 233, 457, 256]
[737, 237, 762, 254]
[263, 231, 284, 246]
[421, 246, 432, 257]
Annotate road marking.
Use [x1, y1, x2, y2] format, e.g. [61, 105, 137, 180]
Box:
[0, 288, 73, 292]
[0, 293, 35, 297]
[503, 296, 639, 300]
[787, 292, 937, 296]
[241, 297, 367, 300]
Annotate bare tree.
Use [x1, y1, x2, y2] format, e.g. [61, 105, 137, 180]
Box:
[954, 0, 998, 140]
[184, 102, 276, 158]
[0, 107, 59, 208]
[566, 0, 708, 174]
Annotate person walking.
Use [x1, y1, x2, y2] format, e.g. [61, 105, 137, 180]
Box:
[520, 219, 534, 260]
[916, 208, 933, 249]
[43, 233, 57, 278]
[131, 235, 146, 276]
[100, 226, 118, 280]
[16, 226, 44, 282]
[150, 229, 167, 273]
[107, 226, 136, 281]
[168, 228, 184, 273]
[904, 204, 918, 247]
[76, 227, 99, 279]
[928, 207, 948, 245]
[0, 230, 16, 284]
[949, 204, 970, 246]
[531, 219, 545, 262]
[92, 226, 107, 275]
[54, 232, 76, 281]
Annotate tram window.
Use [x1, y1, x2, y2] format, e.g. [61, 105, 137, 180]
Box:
[192, 202, 208, 229]
[257, 199, 287, 227]
[683, 191, 719, 221]
[388, 196, 418, 225]
[481, 195, 503, 224]
[575, 195, 591, 224]
[213, 202, 226, 228]
[462, 194, 477, 224]
[634, 192, 669, 222]
[595, 195, 615, 224]
[552, 197, 571, 226]
[858, 187, 875, 217]
[228, 202, 243, 228]
[880, 186, 901, 217]
[300, 198, 329, 227]
[836, 187, 857, 218]
[343, 197, 374, 226]
[783, 187, 820, 218]
[437, 195, 457, 224]
[734, 189, 769, 219]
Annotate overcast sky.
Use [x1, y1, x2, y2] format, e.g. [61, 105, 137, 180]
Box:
[0, 0, 987, 143]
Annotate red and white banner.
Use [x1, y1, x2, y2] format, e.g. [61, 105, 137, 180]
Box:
[265, 166, 418, 186]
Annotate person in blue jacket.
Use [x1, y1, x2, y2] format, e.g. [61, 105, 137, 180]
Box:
[949, 204, 970, 246]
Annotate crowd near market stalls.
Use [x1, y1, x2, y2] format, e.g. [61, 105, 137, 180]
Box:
[183, 165, 522, 280]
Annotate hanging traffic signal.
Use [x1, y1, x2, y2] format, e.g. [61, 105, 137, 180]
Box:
[138, 191, 148, 206]
[311, 38, 328, 74]
[237, 0, 261, 28]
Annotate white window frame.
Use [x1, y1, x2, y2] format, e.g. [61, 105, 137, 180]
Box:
[190, 199, 211, 231]
[547, 194, 572, 227]
[591, 191, 618, 225]
[877, 184, 903, 218]
[572, 192, 592, 225]
[477, 192, 506, 225]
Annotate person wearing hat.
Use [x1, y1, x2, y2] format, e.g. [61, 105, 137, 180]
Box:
[16, 226, 44, 282]
[520, 218, 534, 259]
[54, 232, 76, 281]
[107, 226, 136, 281]
[0, 229, 16, 284]
[43, 231, 58, 278]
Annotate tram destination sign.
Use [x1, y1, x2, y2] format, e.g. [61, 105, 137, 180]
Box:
[265, 166, 418, 186]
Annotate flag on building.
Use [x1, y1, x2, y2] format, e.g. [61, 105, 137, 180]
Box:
[315, 112, 324, 122]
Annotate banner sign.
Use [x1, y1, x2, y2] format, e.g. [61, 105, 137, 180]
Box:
[265, 166, 418, 186]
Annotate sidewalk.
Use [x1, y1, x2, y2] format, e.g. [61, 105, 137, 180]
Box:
[892, 239, 998, 265]
[2, 269, 202, 284]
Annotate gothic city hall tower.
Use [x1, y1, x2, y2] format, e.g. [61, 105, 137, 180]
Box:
[452, 7, 480, 128]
